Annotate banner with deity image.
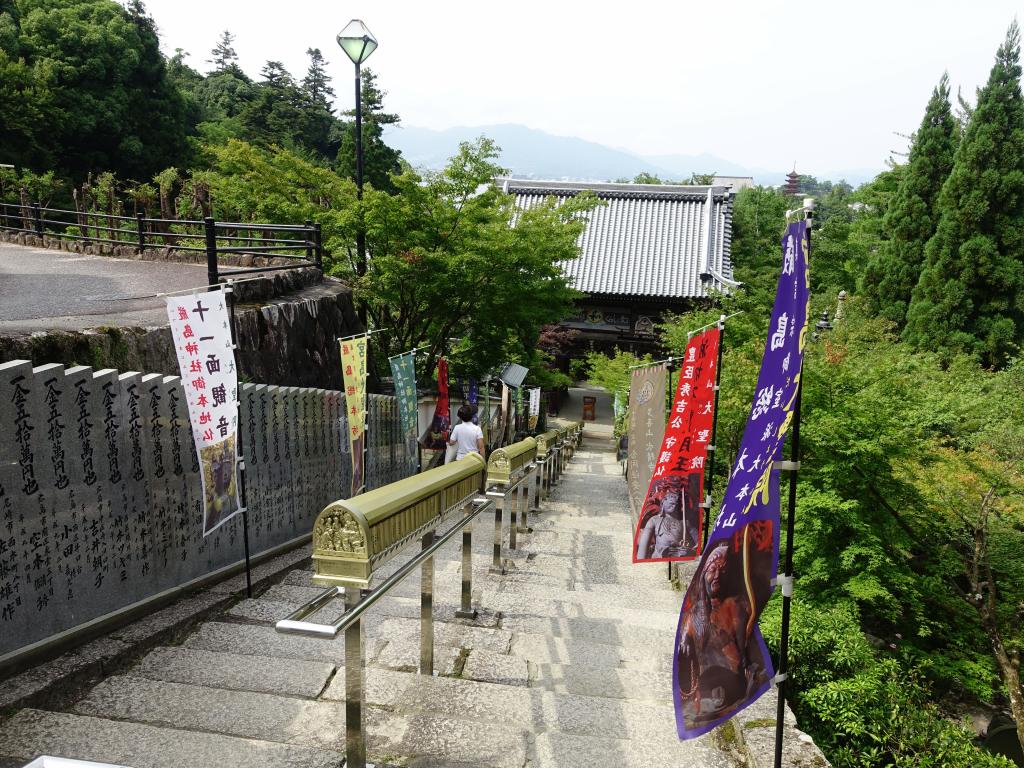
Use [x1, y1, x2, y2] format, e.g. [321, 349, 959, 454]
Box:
[626, 364, 667, 517]
[633, 329, 720, 563]
[389, 351, 419, 474]
[421, 358, 450, 451]
[674, 219, 810, 740]
[166, 290, 241, 536]
[340, 335, 368, 496]
[528, 387, 541, 431]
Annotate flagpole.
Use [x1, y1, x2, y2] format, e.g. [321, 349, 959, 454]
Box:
[664, 355, 680, 582]
[223, 280, 254, 598]
[774, 200, 812, 768]
[701, 314, 727, 548]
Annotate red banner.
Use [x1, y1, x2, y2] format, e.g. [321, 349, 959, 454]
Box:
[633, 329, 720, 563]
[421, 358, 451, 451]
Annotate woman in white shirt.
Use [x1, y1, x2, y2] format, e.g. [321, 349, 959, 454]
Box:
[448, 405, 484, 460]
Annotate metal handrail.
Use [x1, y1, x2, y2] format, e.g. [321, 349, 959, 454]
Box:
[277, 496, 493, 637]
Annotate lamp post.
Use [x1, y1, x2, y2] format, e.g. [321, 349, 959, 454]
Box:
[337, 19, 377, 279]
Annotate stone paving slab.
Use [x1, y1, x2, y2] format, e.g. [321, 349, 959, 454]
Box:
[73, 675, 355, 751]
[462, 648, 530, 686]
[373, 637, 461, 675]
[531, 661, 673, 702]
[483, 590, 680, 629]
[131, 646, 336, 698]
[532, 730, 733, 768]
[184, 622, 347, 664]
[322, 666, 684, 747]
[0, 709, 343, 768]
[499, 613, 675, 648]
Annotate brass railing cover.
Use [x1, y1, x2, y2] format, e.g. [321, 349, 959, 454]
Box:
[535, 430, 559, 458]
[486, 436, 537, 486]
[312, 453, 485, 588]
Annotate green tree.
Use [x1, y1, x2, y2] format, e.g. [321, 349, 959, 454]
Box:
[207, 30, 239, 73]
[1, 0, 191, 180]
[355, 137, 596, 377]
[238, 61, 305, 150]
[904, 23, 1024, 367]
[297, 48, 340, 159]
[336, 69, 403, 193]
[632, 171, 663, 184]
[862, 74, 958, 327]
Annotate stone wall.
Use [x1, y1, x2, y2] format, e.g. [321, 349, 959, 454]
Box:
[0, 359, 411, 668]
[0, 270, 361, 392]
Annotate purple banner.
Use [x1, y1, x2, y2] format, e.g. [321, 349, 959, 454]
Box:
[673, 219, 810, 740]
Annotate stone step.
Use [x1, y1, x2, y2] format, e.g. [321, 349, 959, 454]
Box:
[227, 595, 497, 632]
[488, 581, 682, 614]
[499, 613, 675, 649]
[531, 661, 673, 703]
[318, 667, 705, 754]
[508, 630, 673, 672]
[532, 730, 734, 768]
[131, 646, 335, 698]
[0, 709, 341, 768]
[69, 676, 530, 767]
[483, 590, 680, 630]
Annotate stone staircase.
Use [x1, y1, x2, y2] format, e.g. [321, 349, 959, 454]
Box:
[0, 439, 742, 768]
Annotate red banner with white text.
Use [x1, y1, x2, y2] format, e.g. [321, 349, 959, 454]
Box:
[632, 329, 720, 563]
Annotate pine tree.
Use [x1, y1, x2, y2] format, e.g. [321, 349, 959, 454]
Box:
[301, 48, 335, 108]
[208, 30, 238, 73]
[862, 74, 957, 327]
[904, 22, 1024, 367]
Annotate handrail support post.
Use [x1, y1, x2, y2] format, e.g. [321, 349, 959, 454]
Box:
[456, 503, 477, 619]
[420, 529, 435, 676]
[344, 586, 367, 768]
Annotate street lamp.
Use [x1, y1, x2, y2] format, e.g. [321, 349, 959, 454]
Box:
[337, 19, 377, 279]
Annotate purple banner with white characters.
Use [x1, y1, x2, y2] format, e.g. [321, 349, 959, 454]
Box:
[673, 219, 810, 740]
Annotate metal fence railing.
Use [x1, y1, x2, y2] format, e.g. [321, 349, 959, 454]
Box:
[0, 202, 323, 284]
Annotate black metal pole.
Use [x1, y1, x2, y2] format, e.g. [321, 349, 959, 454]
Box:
[773, 380, 802, 768]
[313, 222, 323, 270]
[136, 211, 146, 255]
[225, 281, 254, 599]
[354, 63, 366, 279]
[702, 315, 727, 548]
[774, 209, 810, 768]
[304, 219, 314, 264]
[664, 358, 679, 582]
[32, 203, 43, 237]
[204, 216, 218, 288]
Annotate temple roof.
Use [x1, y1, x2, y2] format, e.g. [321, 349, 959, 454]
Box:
[500, 178, 736, 299]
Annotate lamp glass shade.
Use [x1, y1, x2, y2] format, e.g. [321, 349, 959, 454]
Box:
[337, 19, 378, 64]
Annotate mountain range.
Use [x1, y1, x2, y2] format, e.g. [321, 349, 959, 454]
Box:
[382, 123, 881, 187]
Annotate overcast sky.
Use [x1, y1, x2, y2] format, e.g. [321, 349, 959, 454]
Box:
[142, 0, 1018, 176]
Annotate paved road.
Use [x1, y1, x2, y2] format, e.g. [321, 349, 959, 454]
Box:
[0, 242, 222, 334]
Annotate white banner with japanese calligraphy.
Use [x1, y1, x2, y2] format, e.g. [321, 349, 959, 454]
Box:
[340, 335, 368, 496]
[166, 290, 241, 536]
[528, 387, 541, 431]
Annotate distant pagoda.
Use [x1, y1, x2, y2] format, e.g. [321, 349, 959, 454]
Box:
[784, 165, 801, 196]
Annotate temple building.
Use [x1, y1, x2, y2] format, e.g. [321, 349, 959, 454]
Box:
[501, 178, 737, 355]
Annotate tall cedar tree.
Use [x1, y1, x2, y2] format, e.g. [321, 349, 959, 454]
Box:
[904, 23, 1024, 366]
[862, 74, 957, 327]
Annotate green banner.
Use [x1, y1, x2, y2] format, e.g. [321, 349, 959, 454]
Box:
[390, 351, 419, 474]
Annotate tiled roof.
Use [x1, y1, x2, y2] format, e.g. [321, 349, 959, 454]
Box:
[500, 178, 735, 299]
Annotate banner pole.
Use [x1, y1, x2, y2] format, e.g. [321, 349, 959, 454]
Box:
[224, 281, 254, 599]
[774, 205, 811, 768]
[664, 356, 681, 582]
[701, 314, 727, 548]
